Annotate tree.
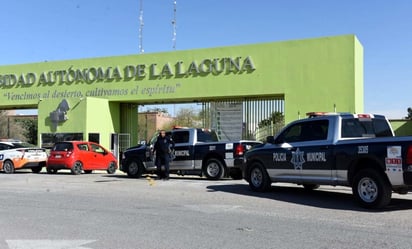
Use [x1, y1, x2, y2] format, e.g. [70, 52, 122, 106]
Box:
[258, 112, 284, 129]
[0, 110, 26, 141]
[255, 112, 285, 141]
[0, 111, 8, 138]
[406, 107, 412, 120]
[19, 119, 38, 144]
[171, 107, 201, 128]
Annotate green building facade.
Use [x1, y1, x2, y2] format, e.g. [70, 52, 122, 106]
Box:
[0, 34, 364, 153]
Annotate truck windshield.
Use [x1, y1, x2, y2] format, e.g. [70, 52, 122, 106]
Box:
[341, 118, 393, 138]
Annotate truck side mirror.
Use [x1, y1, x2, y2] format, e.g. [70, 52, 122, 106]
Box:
[139, 140, 146, 145]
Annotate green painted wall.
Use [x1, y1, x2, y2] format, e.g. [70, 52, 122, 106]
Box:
[38, 97, 119, 148]
[38, 98, 87, 134]
[85, 98, 118, 147]
[390, 120, 412, 136]
[0, 34, 363, 148]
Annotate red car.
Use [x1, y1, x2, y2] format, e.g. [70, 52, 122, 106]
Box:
[46, 141, 117, 175]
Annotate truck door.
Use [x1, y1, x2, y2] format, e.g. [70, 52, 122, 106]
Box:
[170, 130, 195, 170]
[274, 119, 333, 183]
[271, 124, 302, 182]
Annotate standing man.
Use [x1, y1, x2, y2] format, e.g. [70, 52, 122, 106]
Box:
[153, 130, 175, 180]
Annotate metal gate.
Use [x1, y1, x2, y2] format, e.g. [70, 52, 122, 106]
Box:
[200, 97, 285, 141]
[118, 133, 131, 156]
[111, 133, 131, 164]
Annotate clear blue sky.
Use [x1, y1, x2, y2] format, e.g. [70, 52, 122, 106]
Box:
[1, 0, 411, 118]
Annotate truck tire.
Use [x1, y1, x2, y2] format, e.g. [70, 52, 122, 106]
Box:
[352, 169, 392, 209]
[127, 160, 143, 178]
[248, 162, 271, 192]
[204, 158, 224, 180]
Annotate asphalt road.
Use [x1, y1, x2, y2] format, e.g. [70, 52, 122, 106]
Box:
[1, 170, 412, 249]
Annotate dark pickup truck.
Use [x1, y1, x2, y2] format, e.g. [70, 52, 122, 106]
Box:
[241, 112, 412, 208]
[121, 127, 261, 180]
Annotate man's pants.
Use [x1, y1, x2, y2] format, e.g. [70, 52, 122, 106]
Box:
[155, 155, 170, 178]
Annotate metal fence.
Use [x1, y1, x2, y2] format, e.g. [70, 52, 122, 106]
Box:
[200, 97, 285, 140]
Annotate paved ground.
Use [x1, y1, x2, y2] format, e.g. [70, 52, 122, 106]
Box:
[1, 170, 412, 249]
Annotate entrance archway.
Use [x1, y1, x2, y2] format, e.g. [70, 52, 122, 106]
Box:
[0, 35, 363, 151]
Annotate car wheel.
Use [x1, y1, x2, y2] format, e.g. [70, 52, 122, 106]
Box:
[71, 161, 83, 175]
[47, 168, 57, 174]
[248, 162, 271, 192]
[3, 160, 15, 174]
[84, 170, 93, 174]
[107, 161, 116, 174]
[303, 184, 320, 190]
[31, 166, 43, 173]
[204, 158, 225, 180]
[352, 169, 392, 209]
[127, 160, 143, 178]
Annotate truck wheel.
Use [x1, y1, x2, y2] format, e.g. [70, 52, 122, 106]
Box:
[352, 169, 392, 209]
[71, 161, 83, 175]
[127, 160, 143, 178]
[248, 162, 271, 192]
[3, 160, 15, 174]
[204, 159, 225, 180]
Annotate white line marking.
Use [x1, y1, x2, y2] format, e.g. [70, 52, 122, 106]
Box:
[6, 240, 96, 249]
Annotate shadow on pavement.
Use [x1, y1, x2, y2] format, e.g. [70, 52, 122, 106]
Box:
[103, 173, 235, 181]
[206, 183, 412, 212]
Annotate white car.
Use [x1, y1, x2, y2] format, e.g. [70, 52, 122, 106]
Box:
[0, 142, 48, 174]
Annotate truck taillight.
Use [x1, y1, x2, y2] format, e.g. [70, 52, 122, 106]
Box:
[235, 144, 244, 156]
[406, 146, 412, 165]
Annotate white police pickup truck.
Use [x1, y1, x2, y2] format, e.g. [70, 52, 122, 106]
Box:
[242, 112, 412, 208]
[121, 127, 261, 180]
